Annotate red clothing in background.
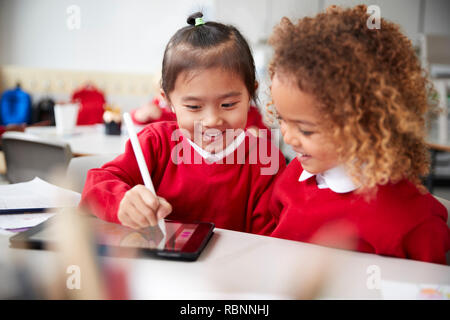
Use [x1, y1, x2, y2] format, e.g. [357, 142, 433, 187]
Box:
[72, 85, 106, 125]
[270, 158, 449, 265]
[80, 121, 285, 234]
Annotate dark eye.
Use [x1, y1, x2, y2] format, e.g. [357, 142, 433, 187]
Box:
[299, 129, 314, 136]
[185, 105, 201, 110]
[221, 102, 237, 108]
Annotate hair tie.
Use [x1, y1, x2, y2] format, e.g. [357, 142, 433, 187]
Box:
[195, 17, 205, 26]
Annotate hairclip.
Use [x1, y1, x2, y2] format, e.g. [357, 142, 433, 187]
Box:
[195, 17, 205, 26]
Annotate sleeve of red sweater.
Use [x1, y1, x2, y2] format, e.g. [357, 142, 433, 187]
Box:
[246, 106, 272, 141]
[79, 127, 161, 224]
[130, 98, 176, 125]
[130, 107, 176, 125]
[246, 106, 267, 129]
[402, 200, 450, 265]
[246, 139, 286, 235]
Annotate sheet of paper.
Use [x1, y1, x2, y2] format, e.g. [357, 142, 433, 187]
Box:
[0, 177, 81, 211]
[0, 213, 55, 230]
[381, 280, 450, 300]
[0, 228, 14, 236]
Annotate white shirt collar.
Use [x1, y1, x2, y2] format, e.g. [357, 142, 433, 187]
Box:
[186, 131, 246, 163]
[299, 165, 358, 193]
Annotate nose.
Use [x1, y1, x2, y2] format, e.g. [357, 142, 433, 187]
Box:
[203, 108, 224, 128]
[282, 123, 301, 148]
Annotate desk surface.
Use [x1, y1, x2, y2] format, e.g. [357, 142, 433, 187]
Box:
[1, 226, 448, 299]
[24, 125, 144, 156]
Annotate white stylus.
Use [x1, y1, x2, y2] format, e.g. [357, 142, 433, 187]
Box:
[123, 112, 166, 237]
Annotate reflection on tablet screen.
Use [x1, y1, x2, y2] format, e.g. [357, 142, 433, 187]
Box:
[94, 222, 197, 251]
[26, 220, 199, 252]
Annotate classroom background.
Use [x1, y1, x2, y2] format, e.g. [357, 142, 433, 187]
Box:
[0, 0, 449, 199]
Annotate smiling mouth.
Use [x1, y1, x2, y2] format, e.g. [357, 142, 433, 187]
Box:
[203, 131, 224, 142]
[297, 152, 311, 159]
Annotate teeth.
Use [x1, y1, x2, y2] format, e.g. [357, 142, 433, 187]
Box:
[204, 131, 222, 137]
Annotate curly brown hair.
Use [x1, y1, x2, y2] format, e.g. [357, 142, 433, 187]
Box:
[268, 5, 436, 193]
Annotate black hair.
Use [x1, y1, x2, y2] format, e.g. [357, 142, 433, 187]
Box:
[161, 12, 257, 102]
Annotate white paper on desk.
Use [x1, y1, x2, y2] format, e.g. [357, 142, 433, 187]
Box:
[0, 213, 55, 229]
[0, 177, 81, 211]
[381, 280, 450, 300]
[0, 228, 14, 236]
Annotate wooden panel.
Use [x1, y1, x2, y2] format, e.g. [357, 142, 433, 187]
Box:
[0, 65, 160, 97]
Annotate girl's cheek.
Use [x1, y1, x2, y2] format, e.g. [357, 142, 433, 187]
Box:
[230, 110, 247, 129]
[279, 123, 286, 136]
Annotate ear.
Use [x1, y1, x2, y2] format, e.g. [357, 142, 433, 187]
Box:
[160, 89, 175, 112]
[160, 88, 168, 102]
[249, 81, 259, 108]
[247, 81, 259, 109]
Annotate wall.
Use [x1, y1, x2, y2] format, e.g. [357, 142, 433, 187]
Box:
[216, 0, 450, 46]
[2, 0, 449, 75]
[0, 0, 215, 74]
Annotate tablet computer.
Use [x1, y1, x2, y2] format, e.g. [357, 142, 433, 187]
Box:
[9, 217, 214, 261]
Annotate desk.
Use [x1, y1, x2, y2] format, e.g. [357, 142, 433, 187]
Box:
[0, 227, 448, 299]
[24, 124, 145, 156]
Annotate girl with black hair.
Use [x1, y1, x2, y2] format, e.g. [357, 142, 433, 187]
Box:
[81, 13, 285, 235]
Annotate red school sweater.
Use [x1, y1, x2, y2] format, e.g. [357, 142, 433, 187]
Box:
[130, 98, 177, 124]
[270, 158, 450, 264]
[80, 121, 286, 234]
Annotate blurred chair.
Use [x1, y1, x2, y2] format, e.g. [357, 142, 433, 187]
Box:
[0, 120, 54, 151]
[66, 154, 118, 193]
[2, 131, 73, 183]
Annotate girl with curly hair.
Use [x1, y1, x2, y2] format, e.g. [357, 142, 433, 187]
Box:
[268, 5, 449, 264]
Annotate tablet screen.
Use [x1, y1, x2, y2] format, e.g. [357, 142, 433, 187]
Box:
[96, 221, 198, 251]
[29, 220, 199, 251]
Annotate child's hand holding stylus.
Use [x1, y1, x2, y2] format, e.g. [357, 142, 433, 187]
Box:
[118, 113, 171, 231]
[118, 185, 171, 229]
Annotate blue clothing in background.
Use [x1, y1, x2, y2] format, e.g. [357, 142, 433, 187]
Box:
[0, 86, 32, 125]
